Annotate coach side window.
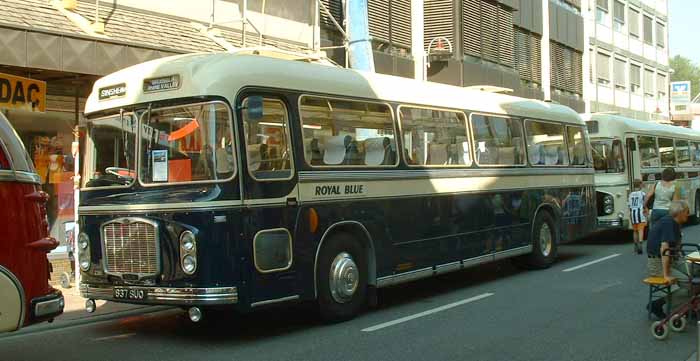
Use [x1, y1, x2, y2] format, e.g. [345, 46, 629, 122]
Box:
[692, 142, 700, 166]
[299, 96, 397, 167]
[658, 137, 676, 167]
[676, 140, 692, 167]
[242, 98, 293, 180]
[566, 126, 587, 166]
[638, 136, 659, 168]
[400, 107, 470, 167]
[470, 114, 525, 166]
[524, 120, 568, 166]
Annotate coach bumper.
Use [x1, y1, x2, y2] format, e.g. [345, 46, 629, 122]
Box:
[80, 284, 238, 305]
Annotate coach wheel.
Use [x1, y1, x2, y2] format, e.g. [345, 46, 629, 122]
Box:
[520, 211, 558, 269]
[651, 321, 670, 340]
[60, 272, 72, 289]
[670, 314, 687, 332]
[317, 232, 367, 323]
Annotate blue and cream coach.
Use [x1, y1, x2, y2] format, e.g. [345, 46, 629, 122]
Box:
[78, 48, 596, 322]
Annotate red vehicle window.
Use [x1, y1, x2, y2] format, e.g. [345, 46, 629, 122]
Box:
[0, 146, 10, 169]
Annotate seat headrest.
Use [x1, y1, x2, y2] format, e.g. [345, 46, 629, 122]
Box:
[247, 144, 265, 171]
[364, 137, 390, 166]
[323, 135, 352, 165]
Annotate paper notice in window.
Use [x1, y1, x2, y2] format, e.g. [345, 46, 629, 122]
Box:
[152, 150, 168, 182]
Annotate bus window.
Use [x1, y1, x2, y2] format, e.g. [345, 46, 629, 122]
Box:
[524, 120, 568, 166]
[84, 113, 136, 188]
[676, 139, 692, 167]
[590, 139, 624, 173]
[566, 126, 587, 166]
[693, 142, 700, 166]
[638, 136, 659, 168]
[658, 137, 676, 167]
[469, 114, 525, 166]
[139, 101, 234, 184]
[299, 96, 396, 167]
[242, 98, 293, 180]
[399, 107, 470, 167]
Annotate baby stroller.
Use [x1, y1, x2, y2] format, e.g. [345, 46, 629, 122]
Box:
[650, 243, 700, 340]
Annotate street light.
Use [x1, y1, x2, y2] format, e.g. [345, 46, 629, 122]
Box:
[424, 36, 453, 81]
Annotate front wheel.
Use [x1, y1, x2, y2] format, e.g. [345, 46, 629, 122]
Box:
[651, 321, 670, 340]
[519, 211, 559, 269]
[317, 233, 367, 323]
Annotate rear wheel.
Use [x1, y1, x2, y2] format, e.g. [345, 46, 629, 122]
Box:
[519, 211, 559, 269]
[651, 321, 670, 340]
[317, 233, 367, 323]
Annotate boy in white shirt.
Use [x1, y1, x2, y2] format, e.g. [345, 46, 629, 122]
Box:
[628, 180, 647, 255]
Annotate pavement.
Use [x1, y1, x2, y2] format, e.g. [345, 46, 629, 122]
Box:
[2, 229, 700, 360]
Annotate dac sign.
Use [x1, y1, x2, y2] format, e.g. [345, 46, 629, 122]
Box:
[0, 73, 46, 112]
[671, 81, 692, 104]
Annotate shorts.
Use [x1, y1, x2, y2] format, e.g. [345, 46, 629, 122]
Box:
[632, 222, 647, 231]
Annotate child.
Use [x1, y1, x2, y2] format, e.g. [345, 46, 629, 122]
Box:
[628, 180, 647, 254]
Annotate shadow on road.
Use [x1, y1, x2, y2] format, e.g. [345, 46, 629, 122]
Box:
[573, 230, 632, 245]
[83, 251, 589, 345]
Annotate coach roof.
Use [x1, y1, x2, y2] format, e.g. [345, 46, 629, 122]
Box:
[86, 51, 583, 125]
[583, 113, 700, 140]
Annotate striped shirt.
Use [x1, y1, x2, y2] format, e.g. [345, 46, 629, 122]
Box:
[628, 190, 647, 224]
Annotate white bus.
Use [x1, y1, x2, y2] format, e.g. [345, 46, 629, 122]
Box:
[583, 113, 700, 230]
[78, 49, 597, 322]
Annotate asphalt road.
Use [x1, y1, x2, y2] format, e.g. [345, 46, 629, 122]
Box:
[3, 227, 700, 361]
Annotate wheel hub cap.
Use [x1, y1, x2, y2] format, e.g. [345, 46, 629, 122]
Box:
[539, 223, 552, 257]
[329, 252, 359, 304]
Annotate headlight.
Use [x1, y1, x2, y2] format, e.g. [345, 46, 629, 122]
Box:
[180, 230, 197, 275]
[604, 205, 614, 215]
[78, 232, 89, 250]
[603, 195, 613, 205]
[78, 232, 91, 271]
[182, 255, 197, 274]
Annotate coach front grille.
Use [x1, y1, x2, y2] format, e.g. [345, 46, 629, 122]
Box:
[101, 218, 160, 277]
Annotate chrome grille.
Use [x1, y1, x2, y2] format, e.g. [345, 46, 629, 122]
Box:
[102, 219, 159, 276]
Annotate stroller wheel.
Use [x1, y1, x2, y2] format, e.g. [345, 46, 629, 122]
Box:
[60, 272, 72, 289]
[651, 321, 670, 340]
[671, 314, 688, 332]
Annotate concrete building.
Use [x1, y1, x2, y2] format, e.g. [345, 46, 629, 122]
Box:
[320, 0, 585, 111]
[584, 0, 670, 122]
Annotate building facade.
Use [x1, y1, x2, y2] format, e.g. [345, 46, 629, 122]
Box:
[320, 0, 585, 111]
[584, 0, 670, 121]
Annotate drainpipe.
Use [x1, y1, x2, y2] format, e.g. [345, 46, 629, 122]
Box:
[541, 0, 551, 101]
[346, 0, 375, 72]
[412, 0, 425, 81]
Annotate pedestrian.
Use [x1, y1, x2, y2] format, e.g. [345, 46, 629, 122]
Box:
[645, 167, 681, 231]
[628, 179, 647, 255]
[645, 200, 690, 319]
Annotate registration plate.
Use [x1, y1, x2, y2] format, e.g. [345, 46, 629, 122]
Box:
[113, 288, 147, 301]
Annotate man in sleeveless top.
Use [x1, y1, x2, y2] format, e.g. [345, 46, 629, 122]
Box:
[646, 200, 690, 319]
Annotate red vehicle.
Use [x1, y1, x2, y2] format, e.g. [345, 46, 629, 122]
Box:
[0, 112, 63, 332]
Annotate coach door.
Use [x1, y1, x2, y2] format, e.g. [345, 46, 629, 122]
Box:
[626, 136, 638, 190]
[238, 94, 301, 306]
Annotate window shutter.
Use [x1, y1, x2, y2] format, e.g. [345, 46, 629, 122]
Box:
[656, 22, 665, 47]
[425, 0, 456, 52]
[462, 0, 482, 56]
[480, 0, 500, 62]
[573, 49, 582, 94]
[319, 0, 343, 29]
[628, 8, 639, 36]
[596, 52, 610, 81]
[514, 27, 532, 81]
[613, 1, 625, 22]
[643, 15, 653, 44]
[644, 68, 654, 94]
[531, 33, 542, 84]
[368, 0, 390, 43]
[630, 64, 641, 86]
[614, 58, 626, 86]
[596, 0, 608, 11]
[657, 73, 666, 94]
[498, 5, 514, 68]
[390, 0, 412, 48]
